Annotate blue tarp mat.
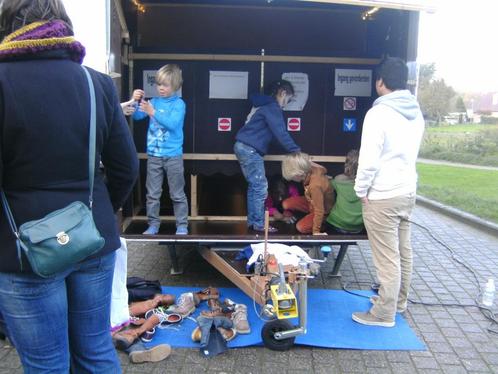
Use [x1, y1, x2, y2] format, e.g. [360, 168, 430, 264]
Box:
[143, 286, 425, 351]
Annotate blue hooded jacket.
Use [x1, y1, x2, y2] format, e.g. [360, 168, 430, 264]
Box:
[235, 94, 300, 155]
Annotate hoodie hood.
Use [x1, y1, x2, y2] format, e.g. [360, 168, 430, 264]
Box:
[373, 89, 421, 121]
[250, 93, 276, 107]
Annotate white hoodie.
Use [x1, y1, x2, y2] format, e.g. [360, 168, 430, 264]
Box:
[354, 90, 425, 200]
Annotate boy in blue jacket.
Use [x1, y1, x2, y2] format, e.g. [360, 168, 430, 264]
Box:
[131, 64, 189, 235]
[234, 80, 301, 233]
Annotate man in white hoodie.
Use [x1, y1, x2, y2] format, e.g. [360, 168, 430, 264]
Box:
[352, 57, 424, 327]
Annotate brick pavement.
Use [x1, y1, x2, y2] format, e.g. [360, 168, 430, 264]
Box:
[1, 204, 498, 373]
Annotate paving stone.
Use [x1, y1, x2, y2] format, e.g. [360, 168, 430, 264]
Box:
[385, 351, 412, 363]
[412, 356, 440, 370]
[460, 358, 492, 372]
[338, 359, 367, 373]
[441, 365, 469, 374]
[390, 362, 417, 372]
[362, 351, 389, 368]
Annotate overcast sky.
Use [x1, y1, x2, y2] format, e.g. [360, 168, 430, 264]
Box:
[418, 0, 498, 93]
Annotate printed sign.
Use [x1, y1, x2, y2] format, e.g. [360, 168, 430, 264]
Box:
[343, 97, 357, 111]
[143, 70, 182, 98]
[343, 118, 357, 132]
[287, 118, 301, 132]
[209, 71, 248, 99]
[281, 72, 309, 111]
[334, 69, 372, 97]
[218, 118, 232, 132]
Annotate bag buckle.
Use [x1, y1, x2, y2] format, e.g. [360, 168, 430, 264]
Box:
[56, 232, 70, 245]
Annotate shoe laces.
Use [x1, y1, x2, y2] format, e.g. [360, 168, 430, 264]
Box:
[232, 304, 247, 323]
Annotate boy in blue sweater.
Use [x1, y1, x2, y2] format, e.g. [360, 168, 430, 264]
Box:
[234, 80, 300, 233]
[131, 64, 189, 235]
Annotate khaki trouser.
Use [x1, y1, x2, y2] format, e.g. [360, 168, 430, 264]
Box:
[363, 194, 416, 321]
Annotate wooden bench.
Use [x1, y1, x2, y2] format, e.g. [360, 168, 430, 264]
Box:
[122, 220, 367, 277]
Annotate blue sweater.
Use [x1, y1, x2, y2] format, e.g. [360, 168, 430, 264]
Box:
[235, 94, 300, 155]
[133, 95, 186, 157]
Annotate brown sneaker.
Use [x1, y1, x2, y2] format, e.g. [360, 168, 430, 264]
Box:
[191, 326, 202, 342]
[231, 303, 250, 334]
[152, 294, 176, 307]
[167, 292, 196, 318]
[370, 295, 407, 313]
[129, 344, 172, 363]
[352, 311, 395, 327]
[194, 287, 220, 304]
[217, 327, 236, 341]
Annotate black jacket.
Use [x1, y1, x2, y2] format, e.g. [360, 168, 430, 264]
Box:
[0, 57, 139, 273]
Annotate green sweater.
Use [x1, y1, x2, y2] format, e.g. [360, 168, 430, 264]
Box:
[326, 178, 364, 232]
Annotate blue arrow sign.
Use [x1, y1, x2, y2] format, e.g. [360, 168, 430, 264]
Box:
[343, 118, 357, 132]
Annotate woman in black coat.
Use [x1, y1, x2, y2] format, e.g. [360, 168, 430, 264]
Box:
[0, 0, 138, 372]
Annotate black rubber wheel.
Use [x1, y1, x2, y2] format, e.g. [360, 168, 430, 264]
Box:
[261, 319, 295, 351]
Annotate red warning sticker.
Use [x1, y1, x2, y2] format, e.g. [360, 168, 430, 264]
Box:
[287, 117, 301, 132]
[217, 118, 231, 131]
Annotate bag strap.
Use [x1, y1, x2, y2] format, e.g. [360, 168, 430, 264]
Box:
[0, 65, 97, 266]
[81, 66, 97, 209]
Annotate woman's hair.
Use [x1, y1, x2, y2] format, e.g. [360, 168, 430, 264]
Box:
[155, 64, 183, 91]
[344, 149, 359, 179]
[265, 79, 294, 98]
[282, 152, 311, 181]
[0, 0, 72, 40]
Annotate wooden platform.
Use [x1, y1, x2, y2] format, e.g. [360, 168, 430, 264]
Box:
[121, 219, 367, 245]
[121, 219, 367, 279]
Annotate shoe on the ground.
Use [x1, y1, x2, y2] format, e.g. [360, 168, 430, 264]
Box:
[143, 225, 159, 235]
[217, 327, 236, 341]
[369, 295, 407, 313]
[194, 287, 220, 303]
[167, 292, 196, 317]
[231, 303, 250, 334]
[140, 328, 155, 343]
[152, 293, 176, 307]
[191, 326, 202, 342]
[252, 225, 278, 233]
[129, 344, 171, 363]
[175, 226, 188, 235]
[352, 311, 395, 327]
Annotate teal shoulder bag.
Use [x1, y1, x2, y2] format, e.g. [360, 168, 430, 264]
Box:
[1, 66, 105, 277]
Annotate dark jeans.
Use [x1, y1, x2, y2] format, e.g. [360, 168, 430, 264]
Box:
[196, 315, 233, 347]
[234, 141, 268, 229]
[0, 252, 120, 373]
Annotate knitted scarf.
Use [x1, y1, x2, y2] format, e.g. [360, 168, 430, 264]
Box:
[0, 20, 85, 63]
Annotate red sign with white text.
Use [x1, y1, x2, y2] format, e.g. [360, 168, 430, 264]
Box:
[217, 118, 231, 131]
[287, 117, 301, 132]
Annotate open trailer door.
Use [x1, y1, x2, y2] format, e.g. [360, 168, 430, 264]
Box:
[110, 0, 432, 240]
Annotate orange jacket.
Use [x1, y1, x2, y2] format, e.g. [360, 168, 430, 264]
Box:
[303, 163, 335, 233]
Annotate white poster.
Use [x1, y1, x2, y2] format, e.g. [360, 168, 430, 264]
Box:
[142, 70, 182, 99]
[281, 72, 309, 111]
[209, 71, 248, 99]
[334, 69, 372, 97]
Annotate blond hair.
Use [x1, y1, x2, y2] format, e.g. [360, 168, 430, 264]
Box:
[282, 152, 311, 181]
[155, 64, 183, 91]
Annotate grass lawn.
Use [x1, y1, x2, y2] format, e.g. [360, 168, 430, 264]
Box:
[417, 163, 498, 224]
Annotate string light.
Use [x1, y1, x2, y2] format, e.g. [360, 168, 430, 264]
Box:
[131, 0, 146, 13]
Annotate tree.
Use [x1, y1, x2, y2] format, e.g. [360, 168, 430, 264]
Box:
[417, 63, 456, 124]
[455, 97, 466, 112]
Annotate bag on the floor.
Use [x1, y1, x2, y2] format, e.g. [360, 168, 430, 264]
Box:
[111, 238, 130, 330]
[127, 276, 162, 303]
